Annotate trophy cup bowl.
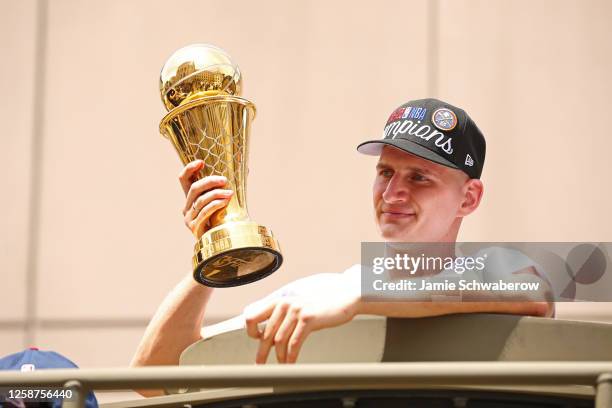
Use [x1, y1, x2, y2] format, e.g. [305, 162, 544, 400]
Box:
[159, 44, 282, 287]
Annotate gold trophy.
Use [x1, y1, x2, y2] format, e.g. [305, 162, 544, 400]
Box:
[159, 44, 282, 287]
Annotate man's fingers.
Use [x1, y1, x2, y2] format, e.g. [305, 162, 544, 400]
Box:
[273, 307, 299, 363]
[178, 160, 204, 195]
[256, 302, 290, 364]
[244, 301, 277, 339]
[189, 198, 232, 238]
[286, 320, 311, 364]
[188, 189, 234, 219]
[183, 176, 228, 214]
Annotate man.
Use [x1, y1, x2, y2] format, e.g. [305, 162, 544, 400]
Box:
[131, 98, 553, 396]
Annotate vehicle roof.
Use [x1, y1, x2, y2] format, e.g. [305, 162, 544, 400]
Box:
[1, 314, 611, 407]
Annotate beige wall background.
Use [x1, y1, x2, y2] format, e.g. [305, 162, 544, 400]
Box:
[1, 0, 611, 367]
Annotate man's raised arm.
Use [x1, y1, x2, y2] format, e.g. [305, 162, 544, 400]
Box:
[130, 273, 213, 396]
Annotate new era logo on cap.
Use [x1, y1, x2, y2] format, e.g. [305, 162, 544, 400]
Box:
[465, 154, 474, 167]
[357, 98, 486, 179]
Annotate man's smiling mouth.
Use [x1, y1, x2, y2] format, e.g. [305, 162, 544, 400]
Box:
[381, 211, 415, 218]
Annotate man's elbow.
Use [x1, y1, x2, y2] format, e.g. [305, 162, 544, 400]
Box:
[505, 271, 555, 318]
[129, 362, 166, 398]
[130, 349, 168, 398]
[486, 300, 551, 317]
[532, 300, 555, 317]
[133, 388, 165, 398]
[517, 300, 554, 317]
[526, 284, 556, 317]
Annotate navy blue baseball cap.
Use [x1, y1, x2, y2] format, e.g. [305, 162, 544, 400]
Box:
[0, 348, 98, 407]
[358, 98, 486, 179]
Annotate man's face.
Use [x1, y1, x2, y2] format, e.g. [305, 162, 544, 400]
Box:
[373, 145, 473, 242]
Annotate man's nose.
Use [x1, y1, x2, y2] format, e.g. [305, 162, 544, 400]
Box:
[382, 174, 409, 203]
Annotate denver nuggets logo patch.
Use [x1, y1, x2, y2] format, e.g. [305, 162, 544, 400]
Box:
[432, 108, 458, 131]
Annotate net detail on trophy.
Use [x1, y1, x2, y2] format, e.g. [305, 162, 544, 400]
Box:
[159, 44, 282, 287]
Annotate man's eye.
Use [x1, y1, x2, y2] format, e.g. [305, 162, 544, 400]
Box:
[379, 169, 393, 177]
[412, 173, 428, 182]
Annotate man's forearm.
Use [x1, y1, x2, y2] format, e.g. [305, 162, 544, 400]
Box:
[355, 276, 552, 318]
[131, 272, 213, 368]
[356, 297, 550, 318]
[357, 268, 554, 318]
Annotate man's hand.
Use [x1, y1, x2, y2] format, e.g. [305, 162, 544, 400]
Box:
[243, 295, 359, 364]
[179, 159, 234, 238]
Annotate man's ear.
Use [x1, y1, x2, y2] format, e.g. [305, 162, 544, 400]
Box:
[459, 179, 484, 216]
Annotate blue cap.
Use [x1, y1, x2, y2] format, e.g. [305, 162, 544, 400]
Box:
[0, 348, 98, 407]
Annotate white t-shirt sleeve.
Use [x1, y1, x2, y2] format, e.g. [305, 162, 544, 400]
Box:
[474, 246, 555, 316]
[476, 246, 552, 285]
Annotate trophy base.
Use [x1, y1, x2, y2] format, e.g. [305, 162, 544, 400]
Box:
[193, 221, 282, 287]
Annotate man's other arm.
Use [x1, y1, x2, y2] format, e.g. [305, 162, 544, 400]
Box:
[242, 267, 552, 364]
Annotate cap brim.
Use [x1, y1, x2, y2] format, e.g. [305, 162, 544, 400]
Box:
[356, 139, 459, 170]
